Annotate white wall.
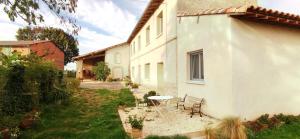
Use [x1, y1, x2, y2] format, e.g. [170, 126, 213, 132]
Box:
[130, 0, 178, 95]
[105, 44, 130, 79]
[177, 15, 234, 118]
[231, 19, 300, 120]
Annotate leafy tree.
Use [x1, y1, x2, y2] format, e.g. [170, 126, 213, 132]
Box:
[0, 0, 79, 34]
[16, 26, 79, 65]
[92, 62, 111, 81]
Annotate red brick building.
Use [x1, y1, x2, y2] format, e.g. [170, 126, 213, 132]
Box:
[0, 41, 64, 70]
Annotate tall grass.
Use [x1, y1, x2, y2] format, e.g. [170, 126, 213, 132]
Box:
[218, 117, 247, 139]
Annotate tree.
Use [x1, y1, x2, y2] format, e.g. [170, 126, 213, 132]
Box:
[0, 0, 79, 34]
[92, 62, 111, 81]
[16, 26, 79, 65]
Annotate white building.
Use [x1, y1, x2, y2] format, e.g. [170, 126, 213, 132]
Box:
[74, 42, 129, 80]
[75, 0, 300, 120]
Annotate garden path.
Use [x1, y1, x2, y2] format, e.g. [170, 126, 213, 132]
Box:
[79, 80, 124, 90]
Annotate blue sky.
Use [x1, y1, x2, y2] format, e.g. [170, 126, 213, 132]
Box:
[0, 0, 300, 70]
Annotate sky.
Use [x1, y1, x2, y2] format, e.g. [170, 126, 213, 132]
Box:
[0, 0, 300, 70]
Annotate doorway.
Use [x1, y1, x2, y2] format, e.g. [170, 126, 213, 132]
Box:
[157, 63, 164, 88]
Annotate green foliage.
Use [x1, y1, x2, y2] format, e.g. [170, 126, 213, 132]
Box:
[131, 83, 139, 89]
[143, 91, 158, 106]
[16, 26, 79, 64]
[65, 70, 76, 78]
[0, 0, 79, 34]
[0, 53, 70, 116]
[2, 64, 30, 115]
[247, 114, 300, 139]
[21, 89, 134, 139]
[92, 61, 111, 81]
[118, 89, 136, 107]
[145, 135, 190, 139]
[128, 115, 144, 130]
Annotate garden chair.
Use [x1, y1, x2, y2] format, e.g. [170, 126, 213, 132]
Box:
[190, 98, 205, 118]
[176, 94, 187, 109]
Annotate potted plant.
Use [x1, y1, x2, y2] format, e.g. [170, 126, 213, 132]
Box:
[131, 83, 139, 93]
[128, 115, 144, 138]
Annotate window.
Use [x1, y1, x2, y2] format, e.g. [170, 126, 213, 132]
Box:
[133, 41, 136, 55]
[189, 50, 204, 80]
[138, 35, 141, 51]
[114, 53, 121, 64]
[146, 26, 150, 45]
[157, 11, 163, 36]
[145, 63, 150, 79]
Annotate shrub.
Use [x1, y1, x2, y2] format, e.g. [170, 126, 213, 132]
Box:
[143, 91, 159, 106]
[217, 117, 247, 139]
[65, 70, 76, 78]
[0, 53, 70, 116]
[92, 61, 111, 81]
[145, 135, 189, 139]
[128, 115, 144, 130]
[131, 83, 139, 89]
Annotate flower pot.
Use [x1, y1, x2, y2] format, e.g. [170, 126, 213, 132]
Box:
[131, 128, 142, 139]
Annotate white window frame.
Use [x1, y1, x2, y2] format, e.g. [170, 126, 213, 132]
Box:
[114, 52, 121, 64]
[156, 11, 163, 36]
[144, 63, 150, 79]
[146, 26, 150, 45]
[138, 35, 141, 51]
[188, 50, 204, 81]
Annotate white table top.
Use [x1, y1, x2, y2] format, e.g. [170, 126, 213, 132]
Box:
[148, 95, 174, 100]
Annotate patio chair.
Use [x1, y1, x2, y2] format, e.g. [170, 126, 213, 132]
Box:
[190, 98, 205, 118]
[176, 94, 187, 109]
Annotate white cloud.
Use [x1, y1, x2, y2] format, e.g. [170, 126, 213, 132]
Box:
[258, 0, 300, 15]
[0, 22, 20, 40]
[75, 0, 137, 39]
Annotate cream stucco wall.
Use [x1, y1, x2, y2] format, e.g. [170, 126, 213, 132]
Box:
[130, 0, 177, 94]
[177, 14, 300, 120]
[231, 19, 300, 120]
[105, 44, 130, 79]
[177, 15, 234, 118]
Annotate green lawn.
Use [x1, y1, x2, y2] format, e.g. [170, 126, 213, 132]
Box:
[249, 121, 300, 139]
[20, 88, 135, 139]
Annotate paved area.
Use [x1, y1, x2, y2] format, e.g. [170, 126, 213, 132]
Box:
[79, 80, 125, 90]
[119, 104, 218, 138]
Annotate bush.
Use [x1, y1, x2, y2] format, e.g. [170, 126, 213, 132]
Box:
[128, 115, 144, 130]
[0, 53, 70, 116]
[131, 83, 139, 89]
[143, 91, 159, 106]
[145, 135, 189, 139]
[92, 62, 110, 81]
[217, 117, 247, 139]
[65, 70, 76, 78]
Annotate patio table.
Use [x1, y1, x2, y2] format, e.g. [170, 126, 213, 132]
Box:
[148, 95, 180, 133]
[148, 95, 174, 118]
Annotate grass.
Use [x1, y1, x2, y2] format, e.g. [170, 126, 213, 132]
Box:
[144, 135, 189, 139]
[20, 88, 135, 139]
[248, 121, 300, 139]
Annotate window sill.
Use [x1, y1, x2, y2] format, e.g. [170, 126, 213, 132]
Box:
[146, 42, 150, 46]
[185, 80, 205, 85]
[156, 33, 163, 39]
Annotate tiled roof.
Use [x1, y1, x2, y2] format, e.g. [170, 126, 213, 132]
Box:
[0, 40, 51, 46]
[73, 42, 128, 60]
[178, 5, 300, 28]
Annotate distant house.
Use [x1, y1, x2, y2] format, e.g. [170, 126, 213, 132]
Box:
[0, 40, 64, 70]
[73, 42, 129, 80]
